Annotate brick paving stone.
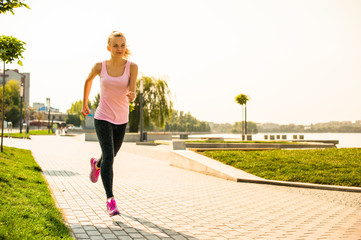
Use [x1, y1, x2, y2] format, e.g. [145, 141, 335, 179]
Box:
[73, 228, 86, 234]
[145, 236, 161, 240]
[89, 236, 105, 240]
[87, 231, 101, 236]
[102, 233, 117, 239]
[114, 236, 131, 240]
[172, 235, 188, 240]
[75, 233, 89, 239]
[5, 136, 361, 240]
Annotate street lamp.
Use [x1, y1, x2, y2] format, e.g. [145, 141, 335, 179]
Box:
[46, 98, 50, 133]
[19, 83, 24, 133]
[139, 79, 144, 142]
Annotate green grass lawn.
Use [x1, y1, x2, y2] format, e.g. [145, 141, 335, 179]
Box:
[201, 148, 361, 187]
[2, 130, 54, 139]
[0, 146, 72, 239]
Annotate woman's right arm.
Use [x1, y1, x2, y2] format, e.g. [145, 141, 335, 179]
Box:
[81, 62, 101, 116]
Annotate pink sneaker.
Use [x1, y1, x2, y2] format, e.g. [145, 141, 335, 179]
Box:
[106, 198, 120, 216]
[89, 158, 100, 183]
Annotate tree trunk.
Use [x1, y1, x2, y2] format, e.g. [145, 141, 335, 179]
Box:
[241, 105, 244, 139]
[1, 62, 5, 152]
[245, 104, 247, 135]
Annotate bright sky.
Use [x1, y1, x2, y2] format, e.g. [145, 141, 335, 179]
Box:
[1, 0, 361, 125]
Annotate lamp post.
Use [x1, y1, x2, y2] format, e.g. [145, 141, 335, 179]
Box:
[139, 79, 144, 142]
[19, 83, 24, 133]
[46, 98, 50, 133]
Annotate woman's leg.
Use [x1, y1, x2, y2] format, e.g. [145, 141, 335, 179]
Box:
[113, 123, 127, 157]
[96, 123, 126, 167]
[94, 119, 115, 199]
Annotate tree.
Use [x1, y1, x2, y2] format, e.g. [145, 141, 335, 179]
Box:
[66, 95, 98, 126]
[26, 105, 34, 121]
[129, 76, 173, 132]
[235, 94, 250, 137]
[67, 100, 90, 126]
[66, 114, 81, 127]
[0, 0, 30, 14]
[92, 92, 100, 109]
[231, 121, 258, 134]
[1, 0, 29, 151]
[34, 111, 44, 130]
[0, 80, 22, 125]
[160, 110, 210, 132]
[0, 35, 26, 152]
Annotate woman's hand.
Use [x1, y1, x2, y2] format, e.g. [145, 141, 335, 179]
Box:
[126, 91, 136, 102]
[81, 105, 91, 117]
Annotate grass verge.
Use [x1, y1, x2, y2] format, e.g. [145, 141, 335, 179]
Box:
[187, 140, 303, 144]
[201, 148, 361, 187]
[2, 130, 54, 139]
[0, 146, 72, 239]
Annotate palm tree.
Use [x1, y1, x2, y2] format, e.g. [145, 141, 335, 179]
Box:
[129, 76, 173, 132]
[235, 94, 250, 138]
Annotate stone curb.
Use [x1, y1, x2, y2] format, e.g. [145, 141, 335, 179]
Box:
[170, 150, 361, 193]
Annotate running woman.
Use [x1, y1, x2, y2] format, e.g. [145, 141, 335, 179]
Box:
[81, 31, 138, 216]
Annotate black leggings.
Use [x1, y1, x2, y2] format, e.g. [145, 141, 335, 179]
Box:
[94, 119, 127, 199]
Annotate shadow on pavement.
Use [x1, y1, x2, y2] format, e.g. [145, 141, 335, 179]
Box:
[71, 219, 198, 240]
[113, 212, 199, 239]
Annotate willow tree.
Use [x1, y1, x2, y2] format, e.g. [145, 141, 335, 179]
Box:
[129, 76, 173, 132]
[235, 93, 250, 137]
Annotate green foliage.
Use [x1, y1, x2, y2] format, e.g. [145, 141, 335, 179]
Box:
[210, 122, 233, 133]
[235, 93, 249, 106]
[66, 99, 90, 126]
[0, 0, 30, 15]
[129, 76, 173, 132]
[0, 146, 72, 239]
[65, 114, 81, 126]
[202, 148, 361, 187]
[92, 92, 100, 108]
[232, 121, 258, 134]
[0, 35, 26, 66]
[0, 80, 24, 125]
[67, 100, 83, 115]
[162, 110, 210, 132]
[66, 96, 98, 126]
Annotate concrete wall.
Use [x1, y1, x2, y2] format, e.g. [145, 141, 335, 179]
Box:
[84, 132, 141, 142]
[147, 133, 172, 141]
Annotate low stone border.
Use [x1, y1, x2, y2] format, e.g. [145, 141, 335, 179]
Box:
[170, 150, 361, 193]
[136, 142, 157, 146]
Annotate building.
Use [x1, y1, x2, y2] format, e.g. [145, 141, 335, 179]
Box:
[33, 102, 67, 122]
[0, 69, 30, 106]
[33, 102, 45, 111]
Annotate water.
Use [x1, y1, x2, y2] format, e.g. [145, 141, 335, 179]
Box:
[191, 133, 361, 148]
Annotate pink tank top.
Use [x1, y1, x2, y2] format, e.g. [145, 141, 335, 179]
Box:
[94, 60, 131, 124]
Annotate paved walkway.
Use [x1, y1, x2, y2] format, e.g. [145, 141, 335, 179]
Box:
[4, 135, 361, 240]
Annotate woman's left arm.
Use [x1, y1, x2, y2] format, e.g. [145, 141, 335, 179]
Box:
[127, 62, 138, 102]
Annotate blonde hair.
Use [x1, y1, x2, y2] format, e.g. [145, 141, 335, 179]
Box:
[107, 31, 131, 59]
